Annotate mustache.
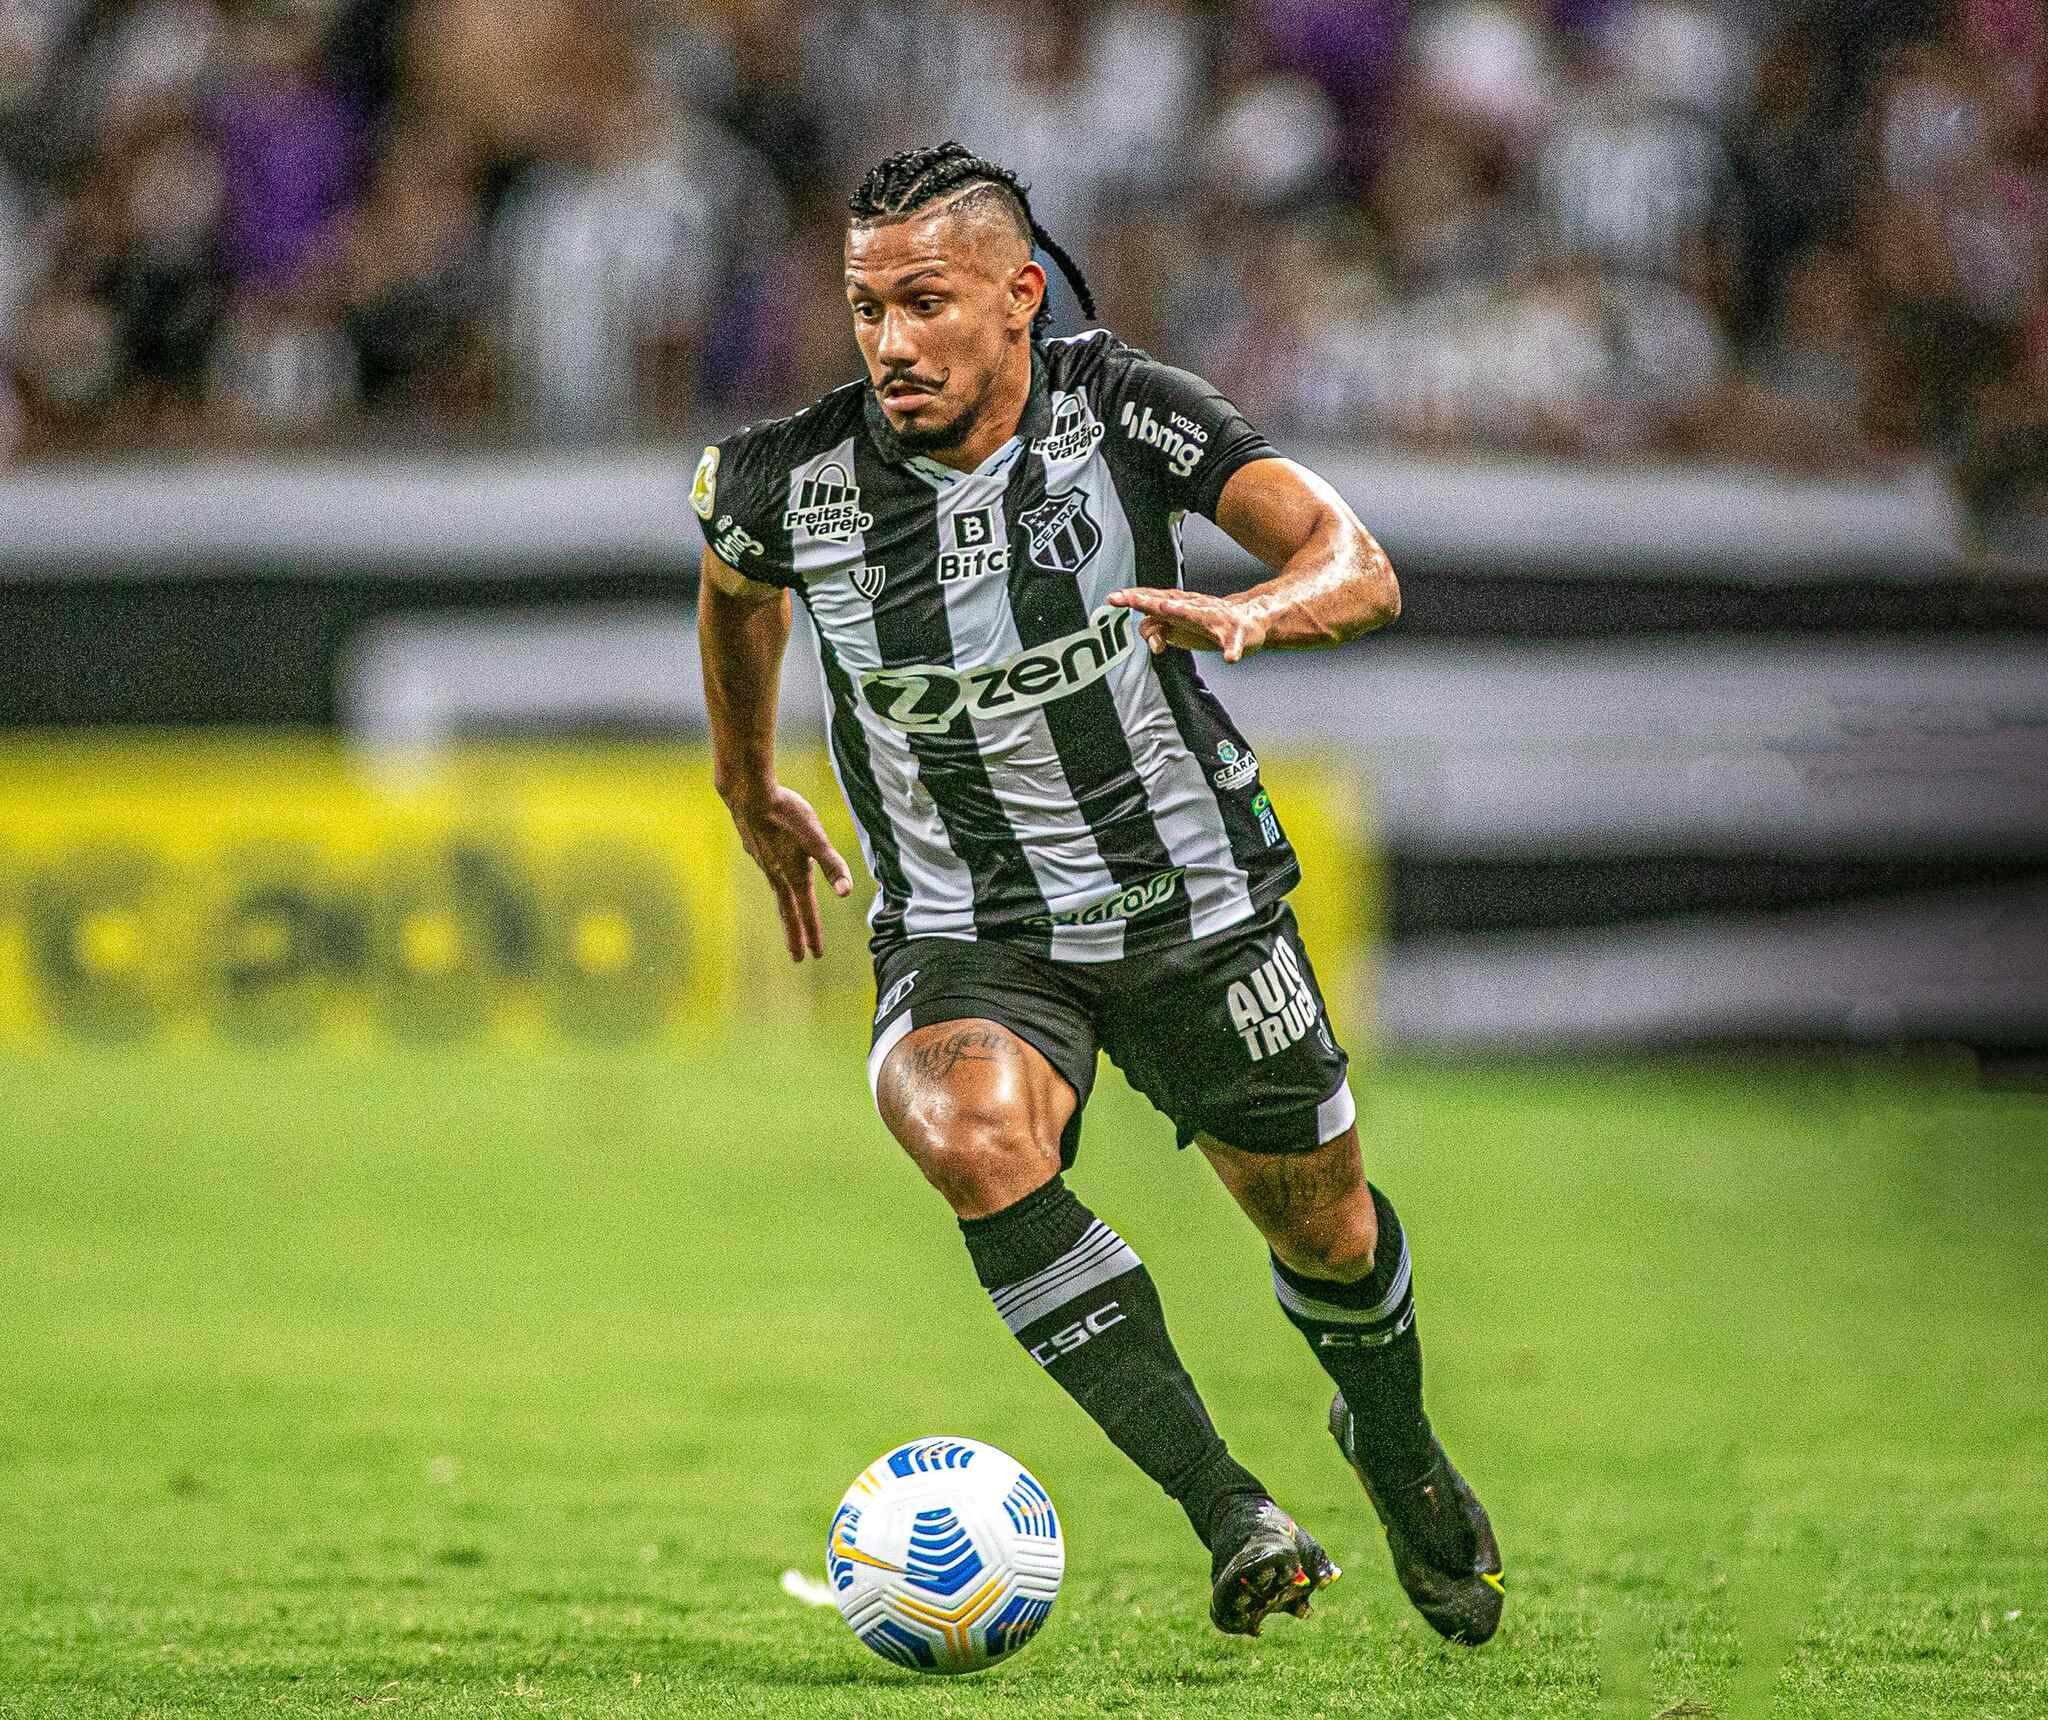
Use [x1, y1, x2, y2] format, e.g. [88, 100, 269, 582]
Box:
[878, 368, 944, 391]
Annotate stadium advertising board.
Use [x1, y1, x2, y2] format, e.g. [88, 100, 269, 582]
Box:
[0, 741, 1371, 1050]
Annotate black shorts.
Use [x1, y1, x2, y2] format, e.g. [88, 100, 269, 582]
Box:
[867, 899, 1354, 1166]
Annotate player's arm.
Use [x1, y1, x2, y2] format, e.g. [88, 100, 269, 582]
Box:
[1108, 457, 1400, 662]
[698, 546, 853, 962]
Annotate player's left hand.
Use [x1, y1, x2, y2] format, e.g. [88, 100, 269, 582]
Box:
[1106, 588, 1268, 663]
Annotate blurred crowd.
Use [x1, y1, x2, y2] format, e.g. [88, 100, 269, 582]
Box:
[2, 0, 2044, 530]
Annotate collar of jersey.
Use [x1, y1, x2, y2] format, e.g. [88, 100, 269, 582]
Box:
[861, 344, 1053, 489]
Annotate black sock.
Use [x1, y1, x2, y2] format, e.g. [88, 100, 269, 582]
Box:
[1271, 1182, 1435, 1487]
[959, 1174, 1266, 1550]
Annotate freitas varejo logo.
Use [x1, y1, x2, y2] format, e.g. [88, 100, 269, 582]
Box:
[785, 461, 874, 541]
[1031, 392, 1105, 463]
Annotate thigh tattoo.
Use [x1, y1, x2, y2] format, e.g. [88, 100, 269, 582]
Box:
[901, 1025, 1011, 1084]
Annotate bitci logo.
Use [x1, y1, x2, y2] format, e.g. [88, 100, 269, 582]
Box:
[939, 506, 1009, 583]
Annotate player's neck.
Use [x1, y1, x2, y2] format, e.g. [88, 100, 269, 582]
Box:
[924, 344, 1033, 473]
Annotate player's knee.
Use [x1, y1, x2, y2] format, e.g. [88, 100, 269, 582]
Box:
[889, 1090, 1059, 1215]
[1275, 1202, 1379, 1284]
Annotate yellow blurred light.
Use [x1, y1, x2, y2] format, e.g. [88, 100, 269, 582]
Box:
[401, 911, 464, 975]
[571, 909, 636, 974]
[75, 911, 142, 974]
[236, 917, 293, 967]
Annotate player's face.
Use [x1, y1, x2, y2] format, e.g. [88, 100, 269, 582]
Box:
[845, 211, 1042, 455]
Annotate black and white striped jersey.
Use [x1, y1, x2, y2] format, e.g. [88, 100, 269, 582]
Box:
[693, 329, 1299, 961]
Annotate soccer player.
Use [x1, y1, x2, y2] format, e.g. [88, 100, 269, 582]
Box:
[695, 143, 1503, 1642]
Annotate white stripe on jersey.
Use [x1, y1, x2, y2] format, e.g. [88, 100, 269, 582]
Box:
[789, 438, 976, 938]
[928, 449, 1124, 961]
[1078, 478, 1255, 939]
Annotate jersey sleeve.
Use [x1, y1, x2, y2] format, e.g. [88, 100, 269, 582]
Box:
[1093, 344, 1278, 519]
[690, 431, 797, 588]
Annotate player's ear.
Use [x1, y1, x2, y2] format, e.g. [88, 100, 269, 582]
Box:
[1009, 259, 1047, 333]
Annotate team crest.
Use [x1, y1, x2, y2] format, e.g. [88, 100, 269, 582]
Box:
[851, 561, 888, 601]
[784, 460, 873, 542]
[1018, 489, 1102, 575]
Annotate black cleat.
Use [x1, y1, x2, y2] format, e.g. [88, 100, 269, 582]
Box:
[1328, 1392, 1504, 1645]
[1206, 1496, 1341, 1637]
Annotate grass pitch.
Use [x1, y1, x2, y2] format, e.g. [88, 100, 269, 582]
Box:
[3, 1046, 2044, 1718]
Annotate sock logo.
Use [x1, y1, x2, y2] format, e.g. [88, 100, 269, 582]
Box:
[1317, 1304, 1415, 1347]
[1227, 937, 1319, 1062]
[1027, 1300, 1124, 1367]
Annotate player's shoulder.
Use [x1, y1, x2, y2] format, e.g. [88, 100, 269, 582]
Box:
[1042, 327, 1266, 507]
[1040, 326, 1236, 433]
[1040, 326, 1164, 395]
[702, 381, 867, 490]
[690, 381, 868, 549]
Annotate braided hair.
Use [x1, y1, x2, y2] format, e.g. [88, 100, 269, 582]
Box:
[848, 142, 1097, 339]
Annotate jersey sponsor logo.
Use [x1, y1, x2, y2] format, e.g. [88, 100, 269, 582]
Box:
[1028, 1300, 1124, 1367]
[783, 460, 874, 541]
[1227, 935, 1320, 1062]
[938, 506, 1009, 583]
[1018, 488, 1102, 575]
[1022, 867, 1182, 930]
[857, 603, 1137, 734]
[1030, 391, 1105, 463]
[874, 968, 917, 1022]
[711, 514, 763, 564]
[1212, 739, 1259, 790]
[851, 561, 888, 601]
[1118, 399, 1205, 480]
[691, 445, 719, 520]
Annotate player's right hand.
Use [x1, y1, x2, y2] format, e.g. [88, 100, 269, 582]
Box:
[722, 782, 855, 962]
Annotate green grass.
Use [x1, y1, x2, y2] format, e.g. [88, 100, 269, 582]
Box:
[2, 1047, 2044, 1718]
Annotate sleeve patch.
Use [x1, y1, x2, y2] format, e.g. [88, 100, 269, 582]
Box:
[691, 445, 720, 520]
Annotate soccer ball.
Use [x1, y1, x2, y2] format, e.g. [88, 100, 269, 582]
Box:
[826, 1436, 1065, 1675]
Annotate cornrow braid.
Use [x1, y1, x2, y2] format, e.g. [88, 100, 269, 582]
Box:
[849, 141, 1097, 338]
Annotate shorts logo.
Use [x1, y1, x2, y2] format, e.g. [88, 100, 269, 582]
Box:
[859, 604, 1136, 734]
[1227, 935, 1319, 1062]
[1030, 391, 1105, 464]
[875, 969, 918, 1022]
[940, 506, 1008, 583]
[712, 514, 763, 565]
[691, 445, 719, 520]
[1023, 867, 1182, 930]
[851, 561, 888, 601]
[784, 461, 873, 541]
[1018, 489, 1102, 575]
[1212, 740, 1259, 791]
